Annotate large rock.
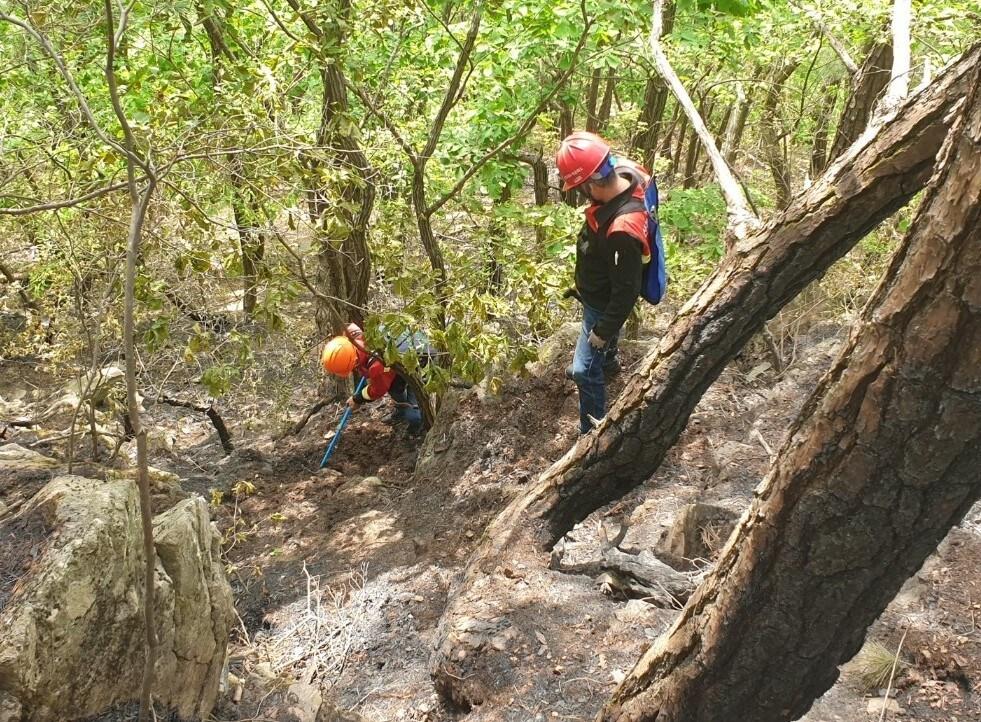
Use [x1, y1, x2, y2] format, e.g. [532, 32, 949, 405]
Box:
[0, 475, 234, 721]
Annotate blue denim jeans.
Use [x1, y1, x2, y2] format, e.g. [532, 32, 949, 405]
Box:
[570, 303, 619, 434]
[389, 377, 422, 432]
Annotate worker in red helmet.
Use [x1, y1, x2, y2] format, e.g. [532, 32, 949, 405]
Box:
[556, 131, 654, 434]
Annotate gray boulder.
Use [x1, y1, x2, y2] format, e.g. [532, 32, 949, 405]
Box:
[0, 475, 234, 721]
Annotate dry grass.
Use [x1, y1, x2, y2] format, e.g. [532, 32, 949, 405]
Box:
[698, 520, 730, 558]
[849, 639, 910, 692]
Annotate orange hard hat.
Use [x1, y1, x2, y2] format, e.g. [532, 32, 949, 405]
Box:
[321, 336, 358, 376]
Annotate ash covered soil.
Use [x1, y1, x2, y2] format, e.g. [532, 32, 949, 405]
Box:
[192, 319, 980, 722]
[4, 315, 977, 722]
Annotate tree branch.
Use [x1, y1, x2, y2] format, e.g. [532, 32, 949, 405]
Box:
[0, 12, 147, 172]
[426, 0, 593, 216]
[284, 0, 323, 40]
[154, 396, 234, 454]
[349, 84, 419, 162]
[648, 0, 760, 241]
[420, 1, 485, 163]
[793, 2, 858, 74]
[0, 180, 132, 215]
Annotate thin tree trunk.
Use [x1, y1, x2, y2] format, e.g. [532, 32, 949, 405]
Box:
[486, 185, 510, 293]
[310, 61, 376, 335]
[429, 44, 981, 710]
[810, 78, 841, 177]
[585, 68, 602, 132]
[601, 59, 981, 722]
[229, 159, 266, 318]
[518, 149, 549, 244]
[828, 41, 893, 162]
[670, 117, 688, 177]
[658, 102, 681, 160]
[559, 101, 577, 206]
[632, 2, 675, 166]
[725, 87, 754, 165]
[596, 74, 616, 133]
[762, 61, 800, 209]
[683, 96, 713, 188]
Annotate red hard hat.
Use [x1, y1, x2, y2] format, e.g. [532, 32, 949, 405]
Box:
[556, 131, 611, 191]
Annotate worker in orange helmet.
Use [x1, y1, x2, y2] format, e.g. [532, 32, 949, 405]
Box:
[321, 323, 428, 435]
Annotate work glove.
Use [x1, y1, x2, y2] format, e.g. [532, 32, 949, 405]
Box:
[588, 330, 606, 349]
[346, 396, 361, 410]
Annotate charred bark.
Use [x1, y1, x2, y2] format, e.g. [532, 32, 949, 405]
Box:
[828, 41, 893, 163]
[602, 57, 981, 722]
[429, 44, 981, 710]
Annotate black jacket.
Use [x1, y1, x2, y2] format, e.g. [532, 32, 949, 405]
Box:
[574, 180, 645, 341]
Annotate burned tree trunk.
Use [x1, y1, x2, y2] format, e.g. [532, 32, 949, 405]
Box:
[430, 44, 981, 709]
[828, 41, 893, 162]
[601, 58, 981, 722]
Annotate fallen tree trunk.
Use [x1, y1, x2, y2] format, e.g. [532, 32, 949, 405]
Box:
[429, 44, 981, 709]
[601, 56, 981, 722]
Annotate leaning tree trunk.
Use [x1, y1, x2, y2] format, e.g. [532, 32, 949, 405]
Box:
[429, 44, 981, 710]
[602, 57, 981, 722]
[828, 40, 893, 163]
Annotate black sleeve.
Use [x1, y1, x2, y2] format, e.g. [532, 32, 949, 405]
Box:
[594, 231, 643, 341]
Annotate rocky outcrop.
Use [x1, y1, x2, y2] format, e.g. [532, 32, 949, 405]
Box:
[0, 474, 234, 721]
[0, 444, 58, 515]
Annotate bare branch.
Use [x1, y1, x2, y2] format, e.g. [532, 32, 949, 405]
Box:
[648, 0, 760, 240]
[0, 180, 132, 216]
[792, 2, 858, 74]
[349, 84, 419, 162]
